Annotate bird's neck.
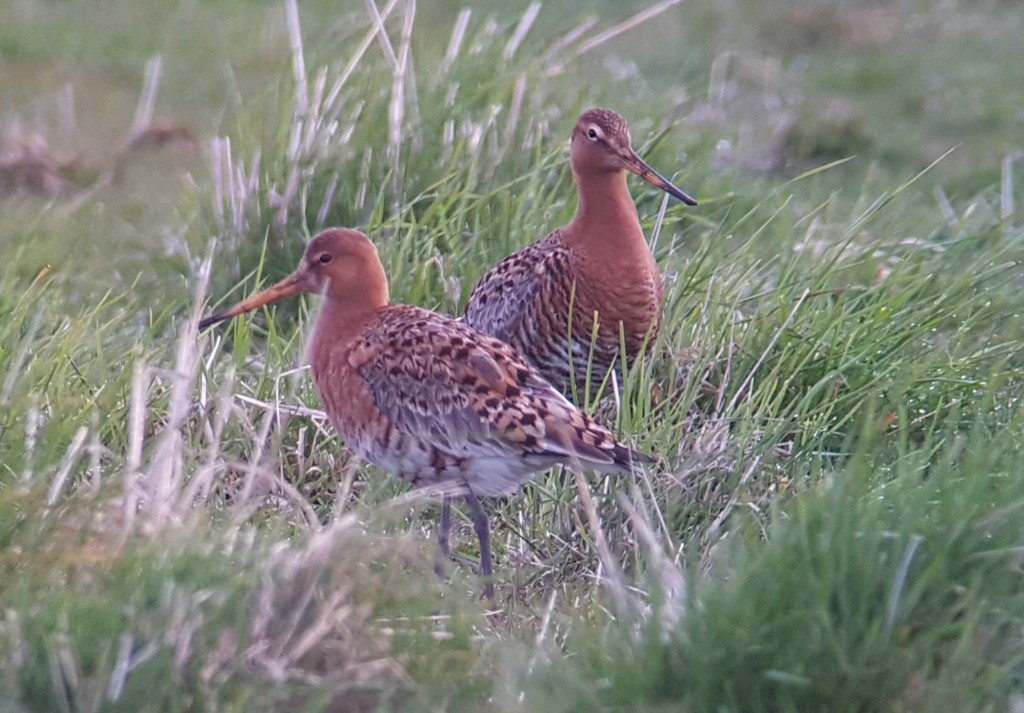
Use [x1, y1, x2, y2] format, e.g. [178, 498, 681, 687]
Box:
[563, 170, 655, 273]
[309, 297, 380, 376]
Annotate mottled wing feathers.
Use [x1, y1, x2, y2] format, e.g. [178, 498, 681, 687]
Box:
[462, 236, 570, 345]
[351, 305, 645, 472]
[514, 368, 650, 469]
[348, 308, 498, 455]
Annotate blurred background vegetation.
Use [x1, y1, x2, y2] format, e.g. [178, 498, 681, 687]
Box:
[2, 0, 1020, 301]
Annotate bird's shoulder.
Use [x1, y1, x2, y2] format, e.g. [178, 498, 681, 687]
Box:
[462, 233, 574, 339]
[349, 306, 526, 377]
[349, 305, 537, 426]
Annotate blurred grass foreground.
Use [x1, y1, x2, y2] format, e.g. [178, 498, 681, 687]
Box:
[2, 0, 1024, 710]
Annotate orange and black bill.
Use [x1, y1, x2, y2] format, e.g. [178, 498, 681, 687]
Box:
[198, 273, 304, 330]
[623, 150, 697, 206]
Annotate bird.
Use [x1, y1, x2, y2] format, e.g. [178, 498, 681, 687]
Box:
[199, 228, 651, 599]
[463, 107, 697, 401]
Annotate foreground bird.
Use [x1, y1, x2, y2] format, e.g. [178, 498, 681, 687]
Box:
[464, 108, 697, 400]
[199, 228, 650, 598]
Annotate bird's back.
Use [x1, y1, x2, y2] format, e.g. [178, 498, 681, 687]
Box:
[313, 304, 649, 497]
[463, 233, 661, 398]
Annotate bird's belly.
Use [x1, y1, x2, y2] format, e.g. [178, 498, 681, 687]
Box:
[338, 422, 544, 498]
[515, 289, 658, 395]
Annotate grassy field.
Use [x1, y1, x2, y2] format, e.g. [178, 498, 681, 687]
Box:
[2, 0, 1024, 710]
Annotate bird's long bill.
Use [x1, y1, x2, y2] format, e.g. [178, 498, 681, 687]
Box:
[198, 272, 304, 330]
[623, 150, 698, 206]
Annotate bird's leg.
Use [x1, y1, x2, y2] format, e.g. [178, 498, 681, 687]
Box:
[464, 490, 494, 600]
[439, 495, 452, 557]
[434, 495, 453, 578]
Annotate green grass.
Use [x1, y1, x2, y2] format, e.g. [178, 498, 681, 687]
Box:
[517, 414, 1024, 712]
[2, 0, 1024, 710]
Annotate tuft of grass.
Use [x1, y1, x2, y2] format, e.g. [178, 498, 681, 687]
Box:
[511, 406, 1024, 712]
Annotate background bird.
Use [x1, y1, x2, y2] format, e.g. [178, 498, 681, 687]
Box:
[463, 107, 697, 401]
[199, 228, 651, 598]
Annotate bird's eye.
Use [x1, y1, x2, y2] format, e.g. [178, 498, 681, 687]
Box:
[586, 127, 599, 141]
[318, 253, 333, 265]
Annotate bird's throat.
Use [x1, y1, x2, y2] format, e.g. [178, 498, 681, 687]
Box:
[563, 170, 659, 286]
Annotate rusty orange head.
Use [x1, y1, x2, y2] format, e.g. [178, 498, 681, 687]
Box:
[570, 107, 697, 206]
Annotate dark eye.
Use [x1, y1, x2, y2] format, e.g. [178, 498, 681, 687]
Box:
[586, 127, 599, 141]
[318, 253, 332, 264]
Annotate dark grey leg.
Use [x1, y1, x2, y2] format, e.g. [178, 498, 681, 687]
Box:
[439, 495, 452, 557]
[463, 490, 494, 600]
[435, 495, 452, 578]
